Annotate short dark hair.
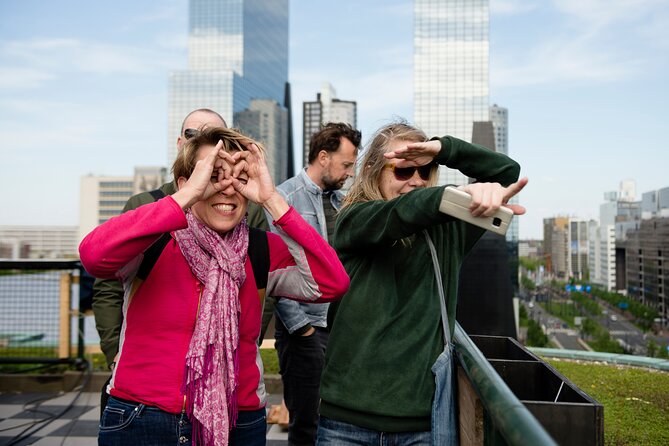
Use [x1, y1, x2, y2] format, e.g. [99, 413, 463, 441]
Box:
[307, 122, 361, 164]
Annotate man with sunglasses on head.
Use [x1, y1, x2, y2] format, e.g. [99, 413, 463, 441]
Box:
[265, 122, 360, 446]
[91, 108, 226, 413]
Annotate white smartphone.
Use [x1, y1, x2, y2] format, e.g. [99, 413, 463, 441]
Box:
[439, 186, 514, 236]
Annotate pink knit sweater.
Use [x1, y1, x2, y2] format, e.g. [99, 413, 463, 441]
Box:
[80, 196, 349, 413]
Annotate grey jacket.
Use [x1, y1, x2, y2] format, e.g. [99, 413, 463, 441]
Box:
[269, 169, 343, 333]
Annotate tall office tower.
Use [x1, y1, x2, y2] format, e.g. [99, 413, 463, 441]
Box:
[490, 104, 520, 244]
[235, 99, 289, 183]
[641, 186, 669, 219]
[624, 218, 669, 327]
[302, 82, 357, 167]
[590, 183, 642, 291]
[168, 0, 289, 168]
[414, 0, 490, 185]
[544, 217, 590, 280]
[489, 105, 508, 155]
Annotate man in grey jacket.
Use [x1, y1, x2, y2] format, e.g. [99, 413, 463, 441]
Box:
[269, 122, 360, 445]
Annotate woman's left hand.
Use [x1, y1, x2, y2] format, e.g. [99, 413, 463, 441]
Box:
[221, 144, 290, 220]
[383, 140, 441, 166]
[459, 177, 528, 217]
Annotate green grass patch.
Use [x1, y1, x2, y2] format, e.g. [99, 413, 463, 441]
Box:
[260, 348, 279, 374]
[547, 358, 669, 446]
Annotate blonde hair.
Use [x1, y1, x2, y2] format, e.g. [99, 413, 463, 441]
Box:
[343, 122, 438, 208]
[172, 126, 265, 180]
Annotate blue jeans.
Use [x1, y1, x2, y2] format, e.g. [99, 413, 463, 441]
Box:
[98, 396, 192, 446]
[230, 408, 267, 446]
[99, 397, 266, 446]
[316, 416, 430, 446]
[431, 343, 458, 446]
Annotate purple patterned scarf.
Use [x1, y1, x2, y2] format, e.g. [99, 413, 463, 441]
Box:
[174, 210, 248, 446]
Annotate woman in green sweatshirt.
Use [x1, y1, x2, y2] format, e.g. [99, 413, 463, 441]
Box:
[317, 122, 527, 445]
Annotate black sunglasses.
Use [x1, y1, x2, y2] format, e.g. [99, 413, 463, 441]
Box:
[384, 163, 435, 181]
[183, 128, 199, 140]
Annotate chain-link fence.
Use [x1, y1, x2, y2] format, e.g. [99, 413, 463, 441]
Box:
[0, 260, 91, 365]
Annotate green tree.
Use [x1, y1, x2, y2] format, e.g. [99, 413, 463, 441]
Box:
[526, 319, 548, 347]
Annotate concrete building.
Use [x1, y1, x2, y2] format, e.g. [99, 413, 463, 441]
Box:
[490, 104, 519, 244]
[589, 182, 642, 291]
[414, 0, 490, 186]
[641, 187, 669, 220]
[0, 226, 78, 259]
[235, 99, 289, 183]
[302, 82, 357, 167]
[544, 217, 591, 280]
[78, 167, 166, 243]
[623, 218, 669, 327]
[167, 0, 289, 169]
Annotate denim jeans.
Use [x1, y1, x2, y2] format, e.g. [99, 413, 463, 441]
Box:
[98, 396, 192, 446]
[229, 408, 267, 446]
[100, 397, 266, 446]
[316, 416, 430, 446]
[275, 321, 328, 445]
[431, 343, 458, 446]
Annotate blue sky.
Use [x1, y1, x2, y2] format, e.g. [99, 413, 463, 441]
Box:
[1, 0, 667, 239]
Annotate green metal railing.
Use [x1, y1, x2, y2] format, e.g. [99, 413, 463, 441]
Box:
[454, 323, 557, 446]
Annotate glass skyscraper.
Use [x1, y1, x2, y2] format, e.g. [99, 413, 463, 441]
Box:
[167, 0, 289, 167]
[414, 0, 490, 185]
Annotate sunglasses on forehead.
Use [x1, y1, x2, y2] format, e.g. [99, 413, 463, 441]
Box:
[183, 128, 199, 140]
[384, 163, 435, 181]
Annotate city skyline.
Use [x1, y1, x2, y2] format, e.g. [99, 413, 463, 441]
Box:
[1, 0, 667, 239]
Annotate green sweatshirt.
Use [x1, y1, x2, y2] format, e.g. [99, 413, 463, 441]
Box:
[319, 136, 521, 432]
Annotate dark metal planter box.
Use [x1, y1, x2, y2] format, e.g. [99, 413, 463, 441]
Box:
[469, 335, 604, 446]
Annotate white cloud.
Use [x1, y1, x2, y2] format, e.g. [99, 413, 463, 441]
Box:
[491, 0, 539, 16]
[492, 32, 644, 87]
[0, 38, 179, 90]
[0, 67, 55, 89]
[491, 0, 669, 87]
[552, 0, 666, 29]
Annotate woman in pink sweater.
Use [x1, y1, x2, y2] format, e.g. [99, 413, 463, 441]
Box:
[80, 127, 350, 446]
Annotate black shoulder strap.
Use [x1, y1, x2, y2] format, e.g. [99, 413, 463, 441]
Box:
[136, 226, 270, 288]
[247, 227, 270, 289]
[136, 233, 172, 281]
[135, 188, 169, 281]
[148, 188, 166, 201]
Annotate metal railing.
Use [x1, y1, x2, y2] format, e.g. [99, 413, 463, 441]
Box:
[454, 323, 557, 446]
[0, 260, 89, 366]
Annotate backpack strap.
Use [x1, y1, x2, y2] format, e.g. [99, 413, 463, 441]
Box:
[136, 226, 270, 290]
[247, 227, 270, 291]
[136, 233, 172, 281]
[148, 188, 166, 201]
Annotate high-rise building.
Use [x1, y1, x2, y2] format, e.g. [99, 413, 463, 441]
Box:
[235, 99, 289, 183]
[544, 217, 590, 280]
[489, 104, 519, 244]
[78, 167, 167, 243]
[489, 105, 508, 155]
[589, 182, 642, 291]
[641, 187, 669, 219]
[414, 0, 490, 185]
[167, 0, 289, 168]
[302, 83, 357, 167]
[623, 218, 669, 327]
